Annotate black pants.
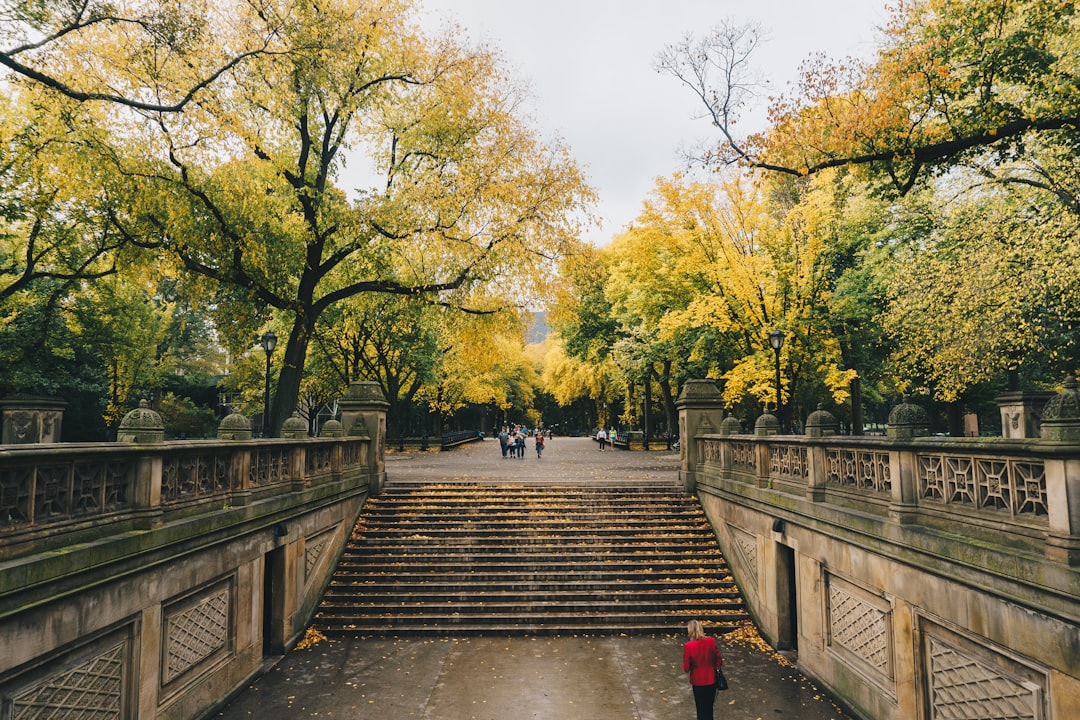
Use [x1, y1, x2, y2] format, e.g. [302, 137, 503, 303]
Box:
[692, 683, 717, 720]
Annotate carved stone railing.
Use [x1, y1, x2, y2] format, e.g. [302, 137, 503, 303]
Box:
[693, 433, 1075, 562]
[0, 437, 373, 559]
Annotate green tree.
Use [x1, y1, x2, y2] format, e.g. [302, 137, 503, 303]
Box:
[100, 0, 591, 435]
[663, 1, 1080, 197]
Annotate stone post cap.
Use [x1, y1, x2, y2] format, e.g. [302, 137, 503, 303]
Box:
[719, 414, 744, 436]
[319, 418, 344, 437]
[805, 403, 839, 437]
[887, 395, 930, 438]
[676, 379, 723, 407]
[1041, 376, 1080, 443]
[279, 412, 309, 439]
[754, 411, 780, 436]
[340, 381, 389, 408]
[117, 400, 165, 443]
[217, 410, 253, 440]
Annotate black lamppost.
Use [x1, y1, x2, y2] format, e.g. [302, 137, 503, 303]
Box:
[769, 329, 785, 431]
[261, 330, 277, 437]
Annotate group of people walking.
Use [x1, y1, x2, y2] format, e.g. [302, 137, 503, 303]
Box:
[497, 426, 546, 459]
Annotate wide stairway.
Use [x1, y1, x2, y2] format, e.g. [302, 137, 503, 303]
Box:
[313, 481, 751, 636]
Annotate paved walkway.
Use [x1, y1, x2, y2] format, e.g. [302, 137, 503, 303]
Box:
[213, 438, 856, 720]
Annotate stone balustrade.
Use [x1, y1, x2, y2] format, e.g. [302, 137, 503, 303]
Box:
[677, 379, 1080, 720]
[0, 437, 372, 560]
[0, 381, 390, 720]
[692, 434, 1073, 562]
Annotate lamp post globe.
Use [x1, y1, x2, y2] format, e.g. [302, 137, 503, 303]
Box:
[261, 331, 277, 437]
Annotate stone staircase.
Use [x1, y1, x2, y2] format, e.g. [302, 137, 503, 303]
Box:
[313, 482, 750, 636]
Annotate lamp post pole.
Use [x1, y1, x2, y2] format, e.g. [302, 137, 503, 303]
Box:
[769, 329, 785, 432]
[261, 330, 277, 438]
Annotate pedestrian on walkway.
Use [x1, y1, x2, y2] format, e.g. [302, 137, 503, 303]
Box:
[535, 432, 545, 458]
[498, 428, 509, 458]
[515, 429, 526, 458]
[683, 619, 724, 720]
[596, 427, 607, 451]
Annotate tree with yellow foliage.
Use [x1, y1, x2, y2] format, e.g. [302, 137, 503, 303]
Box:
[662, 1, 1080, 199]
[88, 0, 591, 434]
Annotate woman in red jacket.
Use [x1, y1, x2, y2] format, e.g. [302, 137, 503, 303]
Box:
[683, 619, 724, 720]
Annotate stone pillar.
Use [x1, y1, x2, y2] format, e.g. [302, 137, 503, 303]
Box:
[1, 396, 66, 444]
[804, 405, 838, 502]
[675, 380, 726, 493]
[887, 396, 928, 524]
[338, 381, 389, 495]
[754, 412, 780, 489]
[1040, 377, 1080, 565]
[997, 390, 1054, 439]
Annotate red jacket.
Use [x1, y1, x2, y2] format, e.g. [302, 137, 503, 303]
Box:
[683, 637, 723, 686]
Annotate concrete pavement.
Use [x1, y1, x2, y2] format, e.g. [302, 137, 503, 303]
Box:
[212, 438, 856, 720]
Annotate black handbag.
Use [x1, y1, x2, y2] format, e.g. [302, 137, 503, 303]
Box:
[715, 668, 729, 691]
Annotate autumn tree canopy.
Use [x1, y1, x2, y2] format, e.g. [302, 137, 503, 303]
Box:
[662, 0, 1080, 196]
[61, 0, 594, 434]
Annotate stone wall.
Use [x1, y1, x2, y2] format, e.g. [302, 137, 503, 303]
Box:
[0, 434, 380, 720]
[679, 380, 1080, 720]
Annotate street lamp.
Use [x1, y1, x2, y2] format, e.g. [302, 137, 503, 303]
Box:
[768, 329, 784, 431]
[261, 330, 277, 437]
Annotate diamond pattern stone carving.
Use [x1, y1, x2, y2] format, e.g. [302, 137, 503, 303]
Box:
[928, 637, 1039, 720]
[829, 583, 890, 674]
[730, 526, 758, 590]
[165, 587, 230, 683]
[918, 453, 1047, 519]
[12, 641, 125, 719]
[305, 535, 330, 584]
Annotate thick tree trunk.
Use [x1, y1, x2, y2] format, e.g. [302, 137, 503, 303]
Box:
[269, 317, 314, 438]
[657, 361, 677, 449]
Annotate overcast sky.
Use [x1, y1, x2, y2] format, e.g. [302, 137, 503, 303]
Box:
[355, 1, 892, 245]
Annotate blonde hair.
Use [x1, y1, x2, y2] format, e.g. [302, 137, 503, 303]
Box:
[687, 619, 705, 640]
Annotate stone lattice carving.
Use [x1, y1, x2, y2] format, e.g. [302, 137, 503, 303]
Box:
[829, 581, 892, 677]
[162, 452, 231, 503]
[702, 439, 722, 464]
[249, 449, 288, 486]
[165, 587, 231, 683]
[0, 466, 32, 528]
[342, 441, 363, 467]
[12, 641, 126, 719]
[305, 534, 332, 585]
[769, 444, 808, 479]
[918, 454, 1047, 519]
[730, 442, 756, 474]
[825, 449, 891, 493]
[928, 637, 1040, 720]
[305, 445, 333, 475]
[729, 526, 759, 590]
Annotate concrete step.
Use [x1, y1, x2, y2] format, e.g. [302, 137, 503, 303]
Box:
[313, 483, 748, 637]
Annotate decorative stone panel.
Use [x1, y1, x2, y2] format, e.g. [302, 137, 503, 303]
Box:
[926, 635, 1044, 720]
[769, 444, 808, 479]
[163, 583, 232, 685]
[730, 441, 756, 474]
[3, 634, 130, 720]
[825, 448, 891, 494]
[826, 574, 893, 687]
[304, 531, 334, 588]
[917, 454, 1048, 520]
[728, 525, 759, 591]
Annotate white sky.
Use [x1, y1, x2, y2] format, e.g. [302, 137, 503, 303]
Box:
[347, 1, 892, 246]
